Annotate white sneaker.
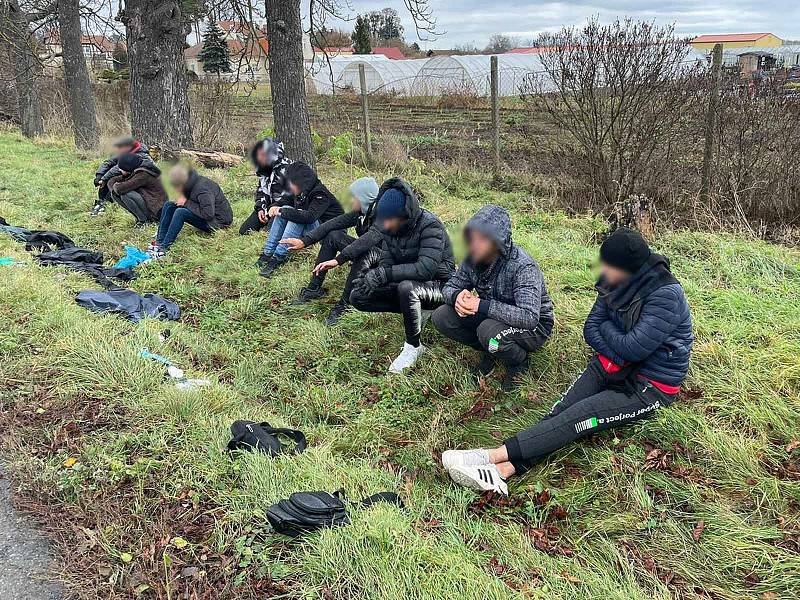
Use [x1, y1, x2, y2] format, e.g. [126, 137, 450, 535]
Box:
[388, 343, 426, 374]
[449, 464, 508, 496]
[442, 449, 491, 471]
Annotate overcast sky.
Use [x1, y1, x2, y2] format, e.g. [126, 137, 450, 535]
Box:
[323, 1, 800, 48]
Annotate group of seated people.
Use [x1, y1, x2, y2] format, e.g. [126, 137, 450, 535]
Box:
[93, 136, 694, 496]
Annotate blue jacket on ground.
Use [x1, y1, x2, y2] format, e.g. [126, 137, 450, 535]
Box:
[583, 254, 693, 386]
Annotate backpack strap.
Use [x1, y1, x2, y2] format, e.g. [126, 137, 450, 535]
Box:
[259, 423, 307, 455]
[359, 492, 404, 510]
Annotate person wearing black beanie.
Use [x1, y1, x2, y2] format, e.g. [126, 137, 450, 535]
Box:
[106, 153, 167, 225]
[117, 153, 143, 174]
[440, 227, 694, 497]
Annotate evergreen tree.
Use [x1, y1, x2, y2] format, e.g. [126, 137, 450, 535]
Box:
[352, 15, 372, 54]
[198, 21, 232, 76]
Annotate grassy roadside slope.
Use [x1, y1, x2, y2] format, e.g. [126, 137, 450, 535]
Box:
[0, 129, 798, 599]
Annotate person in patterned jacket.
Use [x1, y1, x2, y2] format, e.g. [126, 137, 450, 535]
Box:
[240, 138, 293, 246]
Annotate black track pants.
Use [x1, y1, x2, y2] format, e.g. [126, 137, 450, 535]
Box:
[349, 249, 445, 346]
[504, 358, 676, 474]
[308, 230, 357, 297]
[240, 209, 270, 236]
[114, 191, 151, 224]
[431, 305, 549, 366]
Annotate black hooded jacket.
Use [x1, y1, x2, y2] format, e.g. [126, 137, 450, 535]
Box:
[279, 163, 344, 225]
[95, 141, 156, 185]
[443, 204, 554, 333]
[183, 171, 233, 229]
[372, 178, 455, 282]
[250, 138, 293, 212]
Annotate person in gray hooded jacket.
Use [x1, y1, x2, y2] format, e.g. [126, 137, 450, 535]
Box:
[432, 204, 554, 391]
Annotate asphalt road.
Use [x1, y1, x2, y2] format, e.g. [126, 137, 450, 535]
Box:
[0, 468, 65, 600]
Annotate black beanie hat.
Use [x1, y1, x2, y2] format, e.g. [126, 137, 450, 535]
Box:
[600, 227, 651, 273]
[118, 153, 142, 173]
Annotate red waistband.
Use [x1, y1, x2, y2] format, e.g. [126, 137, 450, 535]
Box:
[597, 355, 680, 395]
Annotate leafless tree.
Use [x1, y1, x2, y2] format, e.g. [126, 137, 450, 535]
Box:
[484, 33, 516, 54]
[524, 18, 704, 214]
[58, 0, 99, 148]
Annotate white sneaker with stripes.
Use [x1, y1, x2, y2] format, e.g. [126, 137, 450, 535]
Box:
[441, 449, 490, 471]
[449, 464, 509, 496]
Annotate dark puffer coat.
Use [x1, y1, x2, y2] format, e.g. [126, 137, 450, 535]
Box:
[108, 165, 167, 221]
[583, 254, 694, 386]
[95, 141, 155, 185]
[443, 204, 554, 334]
[373, 178, 455, 282]
[183, 170, 233, 229]
[279, 163, 344, 225]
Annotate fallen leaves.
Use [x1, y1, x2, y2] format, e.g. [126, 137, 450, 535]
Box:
[692, 520, 706, 542]
[62, 457, 78, 468]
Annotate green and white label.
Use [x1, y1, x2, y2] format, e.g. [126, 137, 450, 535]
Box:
[488, 337, 500, 353]
[575, 417, 598, 433]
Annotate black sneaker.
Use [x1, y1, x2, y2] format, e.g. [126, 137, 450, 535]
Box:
[259, 257, 287, 279]
[502, 358, 530, 392]
[474, 353, 495, 377]
[255, 253, 272, 268]
[90, 203, 106, 217]
[291, 286, 327, 305]
[325, 301, 350, 326]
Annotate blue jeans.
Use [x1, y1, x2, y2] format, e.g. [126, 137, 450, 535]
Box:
[263, 216, 320, 259]
[156, 202, 212, 250]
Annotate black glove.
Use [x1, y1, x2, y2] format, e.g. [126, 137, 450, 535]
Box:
[363, 267, 388, 292]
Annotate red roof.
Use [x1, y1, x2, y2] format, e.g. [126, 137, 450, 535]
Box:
[371, 47, 406, 60]
[508, 46, 558, 54]
[691, 33, 773, 43]
[43, 30, 117, 52]
[185, 37, 268, 60]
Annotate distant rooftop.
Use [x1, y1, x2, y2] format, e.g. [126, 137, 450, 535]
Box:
[690, 33, 775, 43]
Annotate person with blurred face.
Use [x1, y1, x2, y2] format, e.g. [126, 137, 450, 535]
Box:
[348, 178, 456, 374]
[281, 176, 381, 324]
[92, 136, 156, 215]
[258, 162, 344, 278]
[441, 227, 694, 496]
[432, 205, 554, 392]
[240, 138, 293, 239]
[106, 153, 167, 225]
[148, 165, 233, 258]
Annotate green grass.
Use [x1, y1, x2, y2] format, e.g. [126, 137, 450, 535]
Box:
[0, 128, 799, 599]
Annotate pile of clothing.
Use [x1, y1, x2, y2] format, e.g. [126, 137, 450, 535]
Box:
[0, 216, 179, 322]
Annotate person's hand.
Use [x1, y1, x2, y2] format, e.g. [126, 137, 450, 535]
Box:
[257, 209, 268, 224]
[94, 177, 102, 187]
[282, 237, 305, 252]
[313, 258, 338, 276]
[268, 205, 281, 218]
[98, 180, 106, 189]
[175, 195, 187, 207]
[455, 290, 480, 317]
[363, 267, 388, 292]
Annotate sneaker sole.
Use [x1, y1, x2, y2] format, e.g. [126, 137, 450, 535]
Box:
[449, 465, 507, 495]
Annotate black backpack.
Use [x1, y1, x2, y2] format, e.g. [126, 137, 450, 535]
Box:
[267, 491, 404, 537]
[227, 420, 307, 457]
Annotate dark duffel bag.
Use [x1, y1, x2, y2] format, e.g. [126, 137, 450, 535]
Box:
[226, 420, 307, 457]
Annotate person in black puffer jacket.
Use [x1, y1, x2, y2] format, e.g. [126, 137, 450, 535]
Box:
[149, 166, 233, 257]
[240, 138, 293, 236]
[259, 162, 344, 278]
[433, 205, 554, 391]
[349, 178, 455, 374]
[440, 228, 694, 497]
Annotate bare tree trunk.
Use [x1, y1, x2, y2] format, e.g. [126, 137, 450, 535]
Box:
[264, 0, 314, 166]
[3, 0, 43, 137]
[57, 0, 99, 149]
[120, 0, 193, 148]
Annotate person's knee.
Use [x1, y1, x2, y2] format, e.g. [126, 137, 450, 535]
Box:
[173, 207, 193, 222]
[396, 280, 416, 301]
[432, 304, 456, 334]
[476, 319, 502, 348]
[349, 286, 368, 308]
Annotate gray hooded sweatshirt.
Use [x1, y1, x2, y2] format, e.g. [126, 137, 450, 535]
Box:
[443, 204, 554, 334]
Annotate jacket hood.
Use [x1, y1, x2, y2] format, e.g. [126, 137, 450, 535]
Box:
[135, 164, 161, 178]
[285, 162, 318, 195]
[465, 205, 512, 257]
[250, 138, 285, 171]
[349, 177, 379, 213]
[376, 178, 420, 229]
[185, 169, 200, 193]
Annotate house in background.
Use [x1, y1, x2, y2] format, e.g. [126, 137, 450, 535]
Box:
[185, 20, 313, 82]
[690, 32, 784, 50]
[41, 30, 123, 76]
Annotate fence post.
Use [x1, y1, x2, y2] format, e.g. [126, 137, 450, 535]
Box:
[358, 63, 373, 161]
[490, 55, 501, 175]
[700, 43, 723, 204]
